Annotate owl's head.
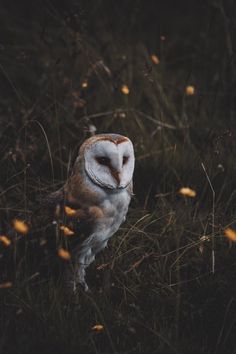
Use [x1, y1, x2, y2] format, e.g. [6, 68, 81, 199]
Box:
[80, 134, 135, 190]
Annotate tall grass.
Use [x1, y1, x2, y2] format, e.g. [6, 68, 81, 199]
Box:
[0, 1, 236, 353]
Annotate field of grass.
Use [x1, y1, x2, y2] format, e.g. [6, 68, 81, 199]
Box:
[0, 1, 236, 353]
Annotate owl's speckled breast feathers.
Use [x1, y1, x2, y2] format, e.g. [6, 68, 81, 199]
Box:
[44, 133, 135, 292]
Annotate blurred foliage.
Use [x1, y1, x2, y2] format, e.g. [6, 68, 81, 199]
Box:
[0, 1, 236, 353]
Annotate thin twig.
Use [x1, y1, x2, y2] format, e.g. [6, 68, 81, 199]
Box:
[33, 120, 55, 185]
[79, 108, 187, 130]
[201, 162, 215, 273]
[0, 63, 24, 104]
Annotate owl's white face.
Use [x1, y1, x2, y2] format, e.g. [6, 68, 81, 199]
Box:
[83, 134, 135, 190]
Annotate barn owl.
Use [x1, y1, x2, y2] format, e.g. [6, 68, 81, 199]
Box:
[47, 133, 135, 292]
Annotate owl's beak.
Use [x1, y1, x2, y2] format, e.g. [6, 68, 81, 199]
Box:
[110, 169, 121, 187]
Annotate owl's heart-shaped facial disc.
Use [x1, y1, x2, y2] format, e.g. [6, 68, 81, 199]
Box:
[83, 134, 135, 190]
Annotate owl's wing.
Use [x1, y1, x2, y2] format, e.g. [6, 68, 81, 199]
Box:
[35, 187, 100, 242]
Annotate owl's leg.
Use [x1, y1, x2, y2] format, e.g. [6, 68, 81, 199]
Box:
[65, 238, 107, 294]
[72, 262, 88, 292]
[65, 262, 88, 295]
[66, 246, 95, 293]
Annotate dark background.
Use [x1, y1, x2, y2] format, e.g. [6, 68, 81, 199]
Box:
[0, 1, 236, 354]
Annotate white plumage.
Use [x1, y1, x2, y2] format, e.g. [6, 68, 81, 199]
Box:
[48, 133, 135, 292]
